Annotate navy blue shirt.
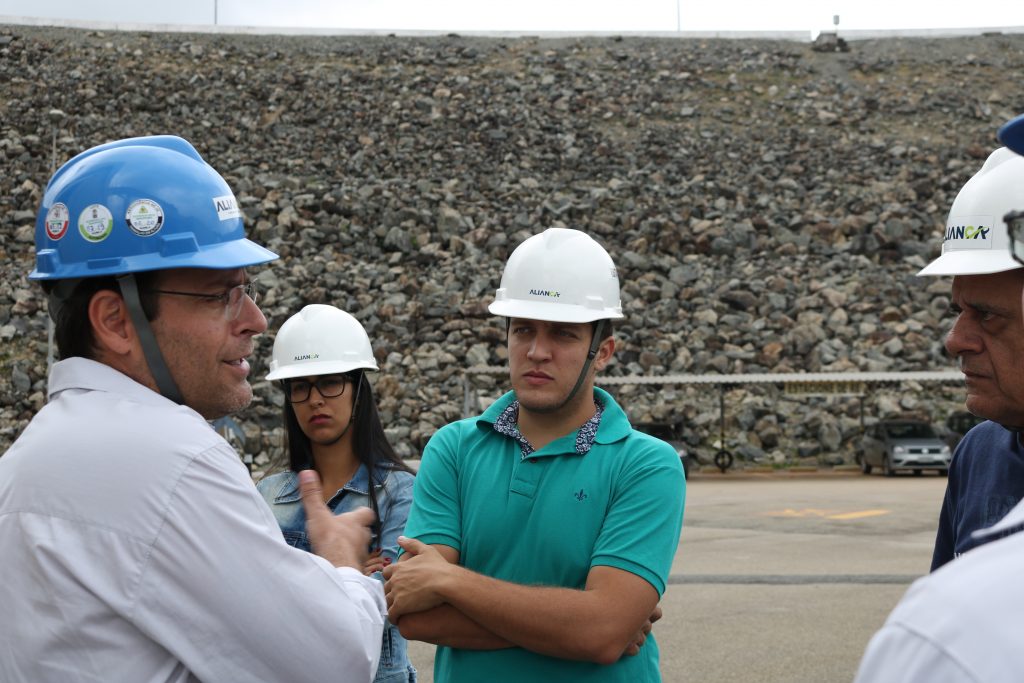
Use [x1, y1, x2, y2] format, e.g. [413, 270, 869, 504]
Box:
[931, 420, 1024, 571]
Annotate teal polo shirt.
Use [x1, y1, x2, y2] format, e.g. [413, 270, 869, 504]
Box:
[403, 387, 686, 682]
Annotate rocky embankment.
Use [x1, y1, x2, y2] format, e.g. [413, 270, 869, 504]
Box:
[3, 25, 1022, 467]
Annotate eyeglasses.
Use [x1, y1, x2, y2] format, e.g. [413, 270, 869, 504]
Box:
[286, 376, 349, 403]
[151, 281, 258, 320]
[1007, 210, 1024, 267]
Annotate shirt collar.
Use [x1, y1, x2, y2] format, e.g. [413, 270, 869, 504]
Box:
[272, 462, 389, 503]
[973, 496, 1024, 542]
[491, 396, 607, 458]
[49, 357, 196, 412]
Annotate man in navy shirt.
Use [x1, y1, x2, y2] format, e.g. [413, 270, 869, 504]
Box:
[853, 115, 1024, 682]
[918, 125, 1024, 571]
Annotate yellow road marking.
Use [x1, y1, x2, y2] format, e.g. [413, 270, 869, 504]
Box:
[762, 508, 891, 520]
[827, 509, 890, 520]
[763, 508, 833, 518]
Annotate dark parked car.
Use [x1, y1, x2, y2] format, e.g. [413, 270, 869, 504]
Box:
[856, 419, 952, 476]
[945, 411, 985, 453]
[635, 421, 696, 479]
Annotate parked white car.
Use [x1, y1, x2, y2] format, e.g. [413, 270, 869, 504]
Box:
[856, 420, 951, 476]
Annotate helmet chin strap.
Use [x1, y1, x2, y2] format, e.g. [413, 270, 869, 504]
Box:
[116, 273, 185, 405]
[45, 278, 81, 323]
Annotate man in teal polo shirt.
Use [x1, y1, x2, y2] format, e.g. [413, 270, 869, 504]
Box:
[383, 228, 686, 682]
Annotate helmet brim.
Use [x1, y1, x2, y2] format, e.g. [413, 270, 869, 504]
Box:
[488, 299, 623, 323]
[917, 250, 1022, 276]
[30, 237, 278, 280]
[266, 358, 378, 381]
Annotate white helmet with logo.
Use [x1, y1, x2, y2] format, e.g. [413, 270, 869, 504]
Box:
[266, 304, 378, 381]
[918, 147, 1024, 276]
[488, 228, 624, 322]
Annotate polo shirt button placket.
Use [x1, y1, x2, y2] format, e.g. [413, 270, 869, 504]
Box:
[510, 454, 543, 504]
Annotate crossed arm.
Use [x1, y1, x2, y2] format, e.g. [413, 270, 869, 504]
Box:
[382, 537, 661, 665]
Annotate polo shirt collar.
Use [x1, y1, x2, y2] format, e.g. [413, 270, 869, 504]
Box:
[493, 398, 605, 458]
[592, 386, 631, 444]
[478, 386, 632, 455]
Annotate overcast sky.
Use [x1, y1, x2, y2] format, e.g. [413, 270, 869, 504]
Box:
[1, 0, 1023, 34]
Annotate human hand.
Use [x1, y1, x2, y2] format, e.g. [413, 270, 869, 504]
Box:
[363, 548, 389, 576]
[298, 469, 374, 570]
[382, 536, 453, 621]
[622, 603, 662, 657]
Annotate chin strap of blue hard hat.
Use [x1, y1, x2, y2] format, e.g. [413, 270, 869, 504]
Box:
[116, 273, 185, 405]
[45, 278, 81, 325]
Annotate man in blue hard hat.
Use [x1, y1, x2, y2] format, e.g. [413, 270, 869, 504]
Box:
[0, 136, 386, 682]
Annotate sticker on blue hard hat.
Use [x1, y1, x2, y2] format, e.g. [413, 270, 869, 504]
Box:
[78, 204, 114, 243]
[45, 202, 70, 240]
[125, 199, 164, 236]
[213, 194, 242, 221]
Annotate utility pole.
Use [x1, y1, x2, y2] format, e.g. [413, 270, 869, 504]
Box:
[214, 0, 218, 25]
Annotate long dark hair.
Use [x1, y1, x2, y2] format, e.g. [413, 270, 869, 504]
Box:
[283, 370, 414, 548]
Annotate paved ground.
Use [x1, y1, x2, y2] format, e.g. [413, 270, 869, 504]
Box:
[405, 469, 948, 682]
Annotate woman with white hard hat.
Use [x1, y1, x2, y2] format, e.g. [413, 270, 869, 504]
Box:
[257, 304, 417, 683]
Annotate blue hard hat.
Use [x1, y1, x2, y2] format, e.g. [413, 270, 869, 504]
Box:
[999, 114, 1024, 157]
[31, 135, 277, 280]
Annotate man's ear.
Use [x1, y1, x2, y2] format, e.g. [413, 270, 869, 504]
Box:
[88, 289, 135, 356]
[592, 335, 616, 372]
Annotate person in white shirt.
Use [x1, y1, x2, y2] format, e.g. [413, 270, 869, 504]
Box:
[0, 135, 386, 683]
[854, 113, 1024, 683]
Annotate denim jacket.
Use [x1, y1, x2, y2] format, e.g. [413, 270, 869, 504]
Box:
[257, 464, 417, 683]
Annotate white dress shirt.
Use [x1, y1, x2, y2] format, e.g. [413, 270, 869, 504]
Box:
[0, 358, 386, 682]
[854, 497, 1024, 682]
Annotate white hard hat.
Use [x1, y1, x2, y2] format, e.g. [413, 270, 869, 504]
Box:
[266, 304, 378, 381]
[918, 147, 1024, 276]
[488, 228, 624, 323]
